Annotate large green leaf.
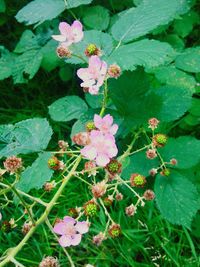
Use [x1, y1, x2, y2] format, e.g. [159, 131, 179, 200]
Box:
[82, 6, 110, 31]
[0, 0, 5, 12]
[160, 136, 200, 169]
[16, 0, 93, 26]
[111, 0, 187, 43]
[153, 66, 196, 92]
[41, 40, 61, 72]
[12, 49, 43, 84]
[48, 96, 88, 122]
[155, 170, 199, 227]
[17, 152, 54, 193]
[0, 118, 53, 158]
[175, 47, 200, 73]
[66, 30, 114, 65]
[108, 39, 175, 71]
[0, 47, 13, 80]
[14, 30, 40, 53]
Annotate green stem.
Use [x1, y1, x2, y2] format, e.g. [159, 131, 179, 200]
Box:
[0, 156, 82, 267]
[99, 79, 108, 117]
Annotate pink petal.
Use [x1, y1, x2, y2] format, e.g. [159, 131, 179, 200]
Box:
[103, 114, 113, 126]
[81, 146, 97, 160]
[77, 68, 90, 80]
[59, 22, 71, 36]
[71, 234, 82, 246]
[53, 222, 67, 235]
[75, 221, 89, 234]
[110, 124, 118, 135]
[107, 145, 118, 158]
[94, 114, 102, 128]
[96, 153, 110, 166]
[72, 20, 83, 31]
[52, 34, 66, 42]
[58, 235, 72, 247]
[89, 56, 101, 69]
[63, 216, 76, 224]
[89, 86, 100, 95]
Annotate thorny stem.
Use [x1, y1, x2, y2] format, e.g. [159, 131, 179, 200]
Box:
[99, 79, 108, 117]
[99, 198, 115, 224]
[0, 156, 82, 267]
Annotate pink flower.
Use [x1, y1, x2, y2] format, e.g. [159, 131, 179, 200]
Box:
[94, 114, 118, 135]
[77, 56, 107, 95]
[53, 216, 89, 247]
[81, 130, 118, 167]
[52, 21, 83, 47]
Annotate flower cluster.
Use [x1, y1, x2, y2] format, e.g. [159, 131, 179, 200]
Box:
[80, 114, 118, 167]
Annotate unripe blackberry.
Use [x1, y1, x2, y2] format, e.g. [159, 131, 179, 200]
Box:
[1, 220, 11, 233]
[153, 134, 167, 147]
[108, 224, 121, 238]
[39, 256, 60, 267]
[85, 44, 101, 57]
[103, 197, 113, 207]
[106, 159, 122, 175]
[68, 208, 79, 218]
[107, 64, 121, 78]
[130, 173, 146, 187]
[84, 200, 98, 217]
[85, 121, 96, 132]
[160, 168, 170, 176]
[48, 156, 60, 170]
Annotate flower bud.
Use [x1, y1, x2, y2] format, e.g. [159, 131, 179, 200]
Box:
[108, 64, 121, 78]
[143, 190, 155, 201]
[44, 181, 56, 192]
[103, 196, 113, 207]
[58, 140, 69, 150]
[84, 161, 97, 176]
[84, 200, 98, 217]
[153, 134, 167, 147]
[72, 132, 90, 146]
[85, 44, 101, 57]
[22, 221, 32, 235]
[39, 256, 60, 267]
[115, 192, 123, 201]
[56, 45, 71, 58]
[148, 118, 160, 130]
[68, 208, 79, 218]
[125, 204, 136, 217]
[149, 168, 157, 176]
[170, 158, 178, 165]
[48, 157, 64, 171]
[85, 121, 96, 132]
[92, 181, 107, 198]
[92, 232, 106, 246]
[1, 220, 12, 233]
[106, 159, 122, 176]
[130, 173, 146, 187]
[3, 156, 22, 174]
[108, 224, 121, 238]
[160, 168, 170, 176]
[146, 149, 157, 159]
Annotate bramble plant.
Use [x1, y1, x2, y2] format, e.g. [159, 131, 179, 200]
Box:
[0, 0, 200, 266]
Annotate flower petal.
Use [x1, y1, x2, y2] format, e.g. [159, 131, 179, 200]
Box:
[53, 222, 67, 235]
[103, 114, 113, 126]
[75, 221, 89, 234]
[81, 146, 97, 160]
[59, 22, 71, 36]
[94, 114, 102, 128]
[96, 153, 110, 167]
[58, 235, 72, 247]
[110, 124, 118, 135]
[52, 34, 66, 42]
[63, 216, 76, 224]
[70, 234, 82, 246]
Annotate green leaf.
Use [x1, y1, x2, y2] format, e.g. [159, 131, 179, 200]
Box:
[12, 49, 43, 84]
[64, 0, 93, 8]
[111, 0, 187, 43]
[0, 0, 6, 12]
[175, 47, 200, 73]
[59, 65, 73, 82]
[66, 30, 114, 65]
[82, 6, 110, 31]
[41, 40, 60, 72]
[14, 30, 40, 53]
[155, 170, 199, 227]
[155, 85, 192, 122]
[160, 136, 200, 169]
[0, 47, 13, 80]
[189, 98, 200, 117]
[17, 152, 54, 193]
[108, 39, 175, 71]
[48, 96, 88, 122]
[0, 118, 53, 158]
[109, 70, 162, 128]
[153, 66, 196, 92]
[15, 0, 65, 26]
[85, 93, 103, 109]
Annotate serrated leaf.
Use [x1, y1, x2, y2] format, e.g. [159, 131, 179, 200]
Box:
[65, 0, 93, 8]
[160, 136, 200, 169]
[49, 96, 88, 122]
[12, 49, 43, 83]
[65, 30, 114, 65]
[111, 0, 187, 43]
[0, 47, 13, 80]
[155, 170, 199, 227]
[14, 30, 40, 53]
[153, 66, 196, 92]
[175, 47, 200, 73]
[15, 0, 65, 26]
[82, 5, 110, 31]
[0, 118, 53, 158]
[17, 152, 53, 192]
[108, 39, 175, 71]
[155, 86, 192, 121]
